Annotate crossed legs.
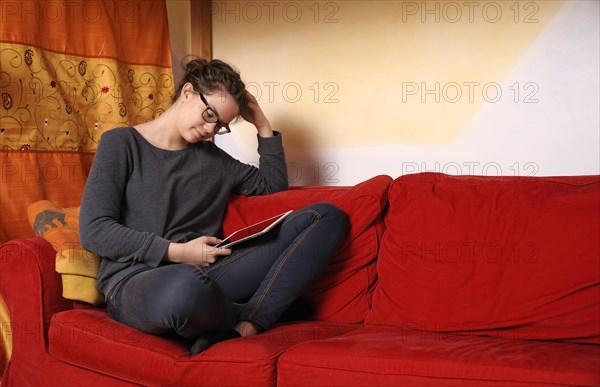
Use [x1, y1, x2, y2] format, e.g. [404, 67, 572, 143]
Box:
[106, 203, 349, 354]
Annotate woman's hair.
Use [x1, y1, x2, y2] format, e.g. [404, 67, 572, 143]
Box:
[172, 58, 248, 109]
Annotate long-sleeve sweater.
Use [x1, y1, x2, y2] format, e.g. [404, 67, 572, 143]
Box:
[79, 127, 288, 299]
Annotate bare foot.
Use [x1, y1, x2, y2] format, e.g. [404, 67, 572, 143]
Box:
[233, 321, 261, 337]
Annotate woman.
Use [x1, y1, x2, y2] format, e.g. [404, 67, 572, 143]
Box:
[79, 58, 349, 355]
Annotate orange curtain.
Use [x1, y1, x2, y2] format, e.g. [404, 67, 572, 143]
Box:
[0, 0, 174, 376]
[1, 0, 173, 151]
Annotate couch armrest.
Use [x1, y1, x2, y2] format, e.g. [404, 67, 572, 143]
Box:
[0, 238, 72, 355]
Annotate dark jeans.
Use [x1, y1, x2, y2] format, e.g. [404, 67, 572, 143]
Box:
[106, 203, 349, 339]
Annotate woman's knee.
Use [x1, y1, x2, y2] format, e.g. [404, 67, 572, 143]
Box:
[165, 266, 224, 318]
[163, 266, 238, 336]
[298, 203, 350, 257]
[306, 202, 349, 229]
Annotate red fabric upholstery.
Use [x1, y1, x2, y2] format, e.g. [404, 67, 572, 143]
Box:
[0, 239, 131, 386]
[223, 175, 392, 323]
[367, 173, 600, 344]
[278, 326, 600, 386]
[0, 239, 70, 348]
[2, 173, 599, 386]
[49, 309, 357, 386]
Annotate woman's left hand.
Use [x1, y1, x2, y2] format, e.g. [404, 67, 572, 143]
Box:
[240, 90, 273, 137]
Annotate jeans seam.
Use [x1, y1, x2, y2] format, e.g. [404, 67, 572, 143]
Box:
[202, 245, 259, 274]
[245, 209, 321, 322]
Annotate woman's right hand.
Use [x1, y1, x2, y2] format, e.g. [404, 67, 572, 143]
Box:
[166, 236, 231, 267]
[240, 90, 273, 138]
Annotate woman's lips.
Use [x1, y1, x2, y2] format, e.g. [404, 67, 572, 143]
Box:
[193, 127, 204, 140]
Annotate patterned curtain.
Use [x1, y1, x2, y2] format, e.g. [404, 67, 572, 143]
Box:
[0, 0, 174, 376]
[1, 0, 173, 151]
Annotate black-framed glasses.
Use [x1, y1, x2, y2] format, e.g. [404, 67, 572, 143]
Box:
[197, 92, 231, 135]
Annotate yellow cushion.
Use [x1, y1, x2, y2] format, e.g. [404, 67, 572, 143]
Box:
[27, 200, 103, 305]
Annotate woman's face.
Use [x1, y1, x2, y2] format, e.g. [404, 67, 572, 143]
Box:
[177, 84, 239, 143]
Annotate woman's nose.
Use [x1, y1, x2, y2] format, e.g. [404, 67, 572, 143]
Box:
[204, 122, 218, 134]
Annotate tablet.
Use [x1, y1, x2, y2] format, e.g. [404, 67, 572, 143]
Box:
[215, 210, 293, 248]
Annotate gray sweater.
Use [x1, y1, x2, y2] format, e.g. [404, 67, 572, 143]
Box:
[79, 127, 288, 299]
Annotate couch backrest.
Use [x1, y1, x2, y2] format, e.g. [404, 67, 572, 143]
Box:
[366, 172, 600, 344]
[222, 175, 392, 324]
[2, 148, 393, 323]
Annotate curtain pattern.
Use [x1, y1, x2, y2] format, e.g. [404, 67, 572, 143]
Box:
[0, 0, 174, 151]
[1, 43, 173, 151]
[0, 0, 174, 377]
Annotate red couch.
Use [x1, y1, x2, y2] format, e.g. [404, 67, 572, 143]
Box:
[1, 173, 599, 386]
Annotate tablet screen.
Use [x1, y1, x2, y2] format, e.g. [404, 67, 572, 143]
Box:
[215, 210, 293, 248]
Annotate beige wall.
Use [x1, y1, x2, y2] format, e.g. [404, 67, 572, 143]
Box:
[166, 0, 192, 83]
[169, 1, 600, 185]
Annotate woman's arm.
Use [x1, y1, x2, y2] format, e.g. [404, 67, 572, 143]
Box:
[229, 91, 288, 195]
[79, 130, 169, 268]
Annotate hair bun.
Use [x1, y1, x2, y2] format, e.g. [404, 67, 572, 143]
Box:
[171, 57, 247, 108]
[183, 57, 207, 74]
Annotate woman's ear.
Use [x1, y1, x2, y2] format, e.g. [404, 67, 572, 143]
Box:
[181, 83, 194, 99]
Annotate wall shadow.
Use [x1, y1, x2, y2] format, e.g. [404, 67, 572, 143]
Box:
[275, 118, 331, 187]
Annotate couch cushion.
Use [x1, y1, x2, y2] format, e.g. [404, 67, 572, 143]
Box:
[367, 173, 600, 344]
[223, 175, 392, 323]
[49, 308, 357, 386]
[277, 326, 600, 386]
